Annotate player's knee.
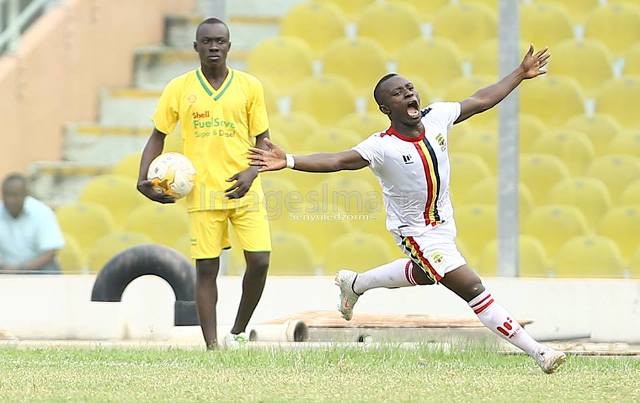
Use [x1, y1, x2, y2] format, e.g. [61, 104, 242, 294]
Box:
[467, 282, 485, 300]
[246, 253, 269, 275]
[411, 263, 435, 285]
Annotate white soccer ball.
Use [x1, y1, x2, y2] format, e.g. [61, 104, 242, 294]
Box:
[147, 152, 196, 199]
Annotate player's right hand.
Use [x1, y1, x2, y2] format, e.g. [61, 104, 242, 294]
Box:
[248, 138, 287, 172]
[136, 180, 176, 204]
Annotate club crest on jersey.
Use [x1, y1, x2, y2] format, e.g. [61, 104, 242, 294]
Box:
[436, 134, 446, 151]
[430, 251, 444, 265]
[402, 154, 414, 164]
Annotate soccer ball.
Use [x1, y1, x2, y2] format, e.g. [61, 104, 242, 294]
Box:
[147, 152, 196, 199]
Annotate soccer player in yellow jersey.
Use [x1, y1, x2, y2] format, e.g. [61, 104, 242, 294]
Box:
[137, 18, 271, 349]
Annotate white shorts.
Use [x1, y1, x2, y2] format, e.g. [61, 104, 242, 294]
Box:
[391, 220, 467, 283]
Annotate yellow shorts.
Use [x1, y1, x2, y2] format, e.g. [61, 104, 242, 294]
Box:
[189, 203, 271, 259]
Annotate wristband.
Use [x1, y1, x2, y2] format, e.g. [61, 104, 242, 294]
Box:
[285, 154, 295, 169]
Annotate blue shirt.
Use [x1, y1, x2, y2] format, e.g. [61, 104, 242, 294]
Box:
[0, 196, 65, 273]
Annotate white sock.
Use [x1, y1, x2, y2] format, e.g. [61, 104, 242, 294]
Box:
[469, 290, 543, 356]
[353, 259, 416, 294]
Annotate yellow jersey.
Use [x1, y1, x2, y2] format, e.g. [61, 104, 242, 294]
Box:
[153, 67, 269, 211]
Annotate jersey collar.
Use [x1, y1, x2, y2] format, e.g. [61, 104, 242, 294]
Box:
[196, 67, 235, 101]
[384, 126, 425, 142]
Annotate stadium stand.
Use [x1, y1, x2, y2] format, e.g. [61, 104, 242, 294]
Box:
[88, 231, 152, 273]
[523, 205, 590, 256]
[124, 204, 189, 247]
[280, 1, 347, 55]
[606, 130, 640, 157]
[586, 155, 640, 203]
[321, 0, 375, 20]
[530, 130, 596, 175]
[621, 180, 640, 206]
[455, 204, 497, 265]
[57, 234, 87, 274]
[547, 177, 612, 229]
[111, 152, 143, 180]
[461, 177, 535, 223]
[550, 39, 613, 95]
[520, 76, 585, 126]
[290, 75, 357, 127]
[470, 39, 530, 78]
[323, 232, 396, 273]
[337, 112, 389, 137]
[477, 236, 552, 278]
[269, 112, 321, 152]
[302, 128, 361, 153]
[584, 2, 640, 56]
[564, 114, 623, 154]
[443, 76, 496, 129]
[78, 175, 147, 226]
[623, 43, 640, 76]
[356, 2, 421, 54]
[520, 3, 574, 50]
[454, 130, 497, 172]
[535, 0, 601, 23]
[519, 154, 571, 203]
[595, 77, 640, 129]
[432, 3, 497, 55]
[597, 206, 640, 261]
[55, 202, 115, 256]
[449, 153, 493, 202]
[553, 235, 627, 278]
[266, 231, 317, 275]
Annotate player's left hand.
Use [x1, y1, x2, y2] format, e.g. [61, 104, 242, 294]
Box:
[225, 168, 258, 199]
[520, 44, 550, 79]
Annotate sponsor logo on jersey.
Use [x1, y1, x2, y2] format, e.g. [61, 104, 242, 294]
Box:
[402, 154, 414, 164]
[436, 134, 446, 151]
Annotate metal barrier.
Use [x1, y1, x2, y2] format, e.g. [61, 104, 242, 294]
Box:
[0, 0, 58, 54]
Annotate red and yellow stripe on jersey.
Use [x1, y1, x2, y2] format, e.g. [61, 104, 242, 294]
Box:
[414, 138, 442, 226]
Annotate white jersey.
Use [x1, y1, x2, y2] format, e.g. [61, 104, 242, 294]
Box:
[353, 102, 461, 236]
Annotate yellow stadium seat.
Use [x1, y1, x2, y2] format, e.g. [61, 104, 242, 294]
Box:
[56, 202, 116, 255]
[520, 3, 574, 49]
[323, 232, 396, 274]
[621, 180, 640, 206]
[320, 0, 375, 20]
[596, 77, 640, 128]
[630, 247, 640, 278]
[387, 0, 450, 21]
[58, 234, 87, 274]
[447, 123, 470, 149]
[606, 130, 640, 157]
[443, 76, 496, 129]
[477, 236, 552, 277]
[597, 206, 640, 260]
[519, 114, 549, 152]
[276, 169, 325, 196]
[552, 235, 626, 278]
[564, 113, 623, 153]
[432, 3, 497, 55]
[291, 75, 357, 127]
[88, 231, 152, 273]
[586, 155, 640, 202]
[280, 1, 347, 55]
[322, 38, 389, 96]
[585, 3, 640, 56]
[524, 205, 590, 255]
[547, 177, 612, 228]
[531, 129, 596, 175]
[79, 174, 147, 226]
[623, 43, 640, 76]
[164, 131, 183, 153]
[461, 177, 535, 223]
[470, 39, 529, 78]
[124, 203, 189, 247]
[269, 113, 321, 152]
[454, 130, 497, 172]
[247, 36, 314, 95]
[111, 152, 142, 180]
[173, 233, 192, 261]
[269, 231, 317, 275]
[337, 112, 389, 137]
[312, 174, 381, 215]
[357, 2, 421, 53]
[536, 0, 600, 23]
[455, 204, 496, 263]
[396, 38, 464, 96]
[261, 79, 280, 115]
[520, 76, 585, 126]
[367, 77, 434, 115]
[261, 175, 300, 231]
[302, 128, 361, 153]
[550, 39, 613, 94]
[519, 154, 571, 203]
[449, 153, 492, 202]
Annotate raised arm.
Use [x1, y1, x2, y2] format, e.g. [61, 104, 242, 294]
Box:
[248, 138, 369, 173]
[455, 45, 549, 124]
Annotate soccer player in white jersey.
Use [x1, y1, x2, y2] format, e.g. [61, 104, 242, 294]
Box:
[249, 45, 565, 373]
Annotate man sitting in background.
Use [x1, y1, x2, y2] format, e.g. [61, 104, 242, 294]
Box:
[0, 173, 64, 274]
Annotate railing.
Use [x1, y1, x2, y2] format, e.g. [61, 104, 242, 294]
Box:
[0, 0, 58, 54]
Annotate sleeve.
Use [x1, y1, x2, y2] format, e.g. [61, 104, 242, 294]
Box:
[352, 134, 385, 170]
[430, 102, 461, 128]
[152, 79, 181, 135]
[247, 77, 270, 137]
[36, 205, 65, 252]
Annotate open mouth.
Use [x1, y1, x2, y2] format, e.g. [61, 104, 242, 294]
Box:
[407, 99, 420, 119]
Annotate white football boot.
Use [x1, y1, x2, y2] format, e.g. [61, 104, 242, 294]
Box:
[335, 270, 361, 321]
[222, 332, 249, 349]
[534, 347, 567, 374]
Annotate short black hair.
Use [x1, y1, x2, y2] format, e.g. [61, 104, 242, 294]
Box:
[196, 17, 228, 37]
[373, 73, 398, 105]
[2, 172, 26, 191]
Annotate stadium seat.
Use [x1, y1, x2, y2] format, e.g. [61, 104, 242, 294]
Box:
[269, 112, 321, 152]
[535, 0, 600, 23]
[291, 75, 357, 127]
[443, 76, 496, 129]
[280, 1, 347, 55]
[277, 169, 325, 196]
[520, 3, 574, 49]
[552, 235, 626, 278]
[79, 174, 148, 226]
[454, 130, 497, 172]
[523, 205, 590, 256]
[547, 177, 612, 228]
[58, 234, 87, 274]
[477, 236, 552, 278]
[56, 202, 116, 255]
[519, 154, 570, 203]
[519, 114, 549, 152]
[111, 152, 142, 180]
[323, 232, 396, 274]
[606, 130, 640, 157]
[432, 3, 497, 55]
[269, 231, 317, 275]
[395, 38, 464, 96]
[357, 2, 422, 53]
[531, 129, 596, 175]
[597, 206, 640, 260]
[520, 76, 585, 126]
[337, 112, 389, 137]
[302, 128, 361, 153]
[586, 155, 640, 202]
[449, 153, 493, 202]
[312, 174, 381, 215]
[367, 77, 434, 115]
[261, 79, 280, 115]
[596, 77, 640, 128]
[321, 0, 376, 20]
[585, 3, 640, 56]
[470, 39, 529, 78]
[621, 180, 640, 206]
[563, 114, 623, 153]
[261, 175, 300, 231]
[387, 0, 450, 21]
[88, 231, 152, 273]
[322, 38, 389, 96]
[455, 204, 497, 264]
[123, 204, 189, 247]
[550, 39, 613, 94]
[247, 36, 314, 95]
[623, 43, 640, 77]
[461, 177, 535, 223]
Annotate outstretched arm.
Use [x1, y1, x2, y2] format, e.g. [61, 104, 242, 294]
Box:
[455, 45, 550, 124]
[249, 138, 369, 173]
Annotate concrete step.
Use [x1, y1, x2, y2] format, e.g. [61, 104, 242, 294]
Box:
[98, 88, 160, 127]
[63, 123, 150, 164]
